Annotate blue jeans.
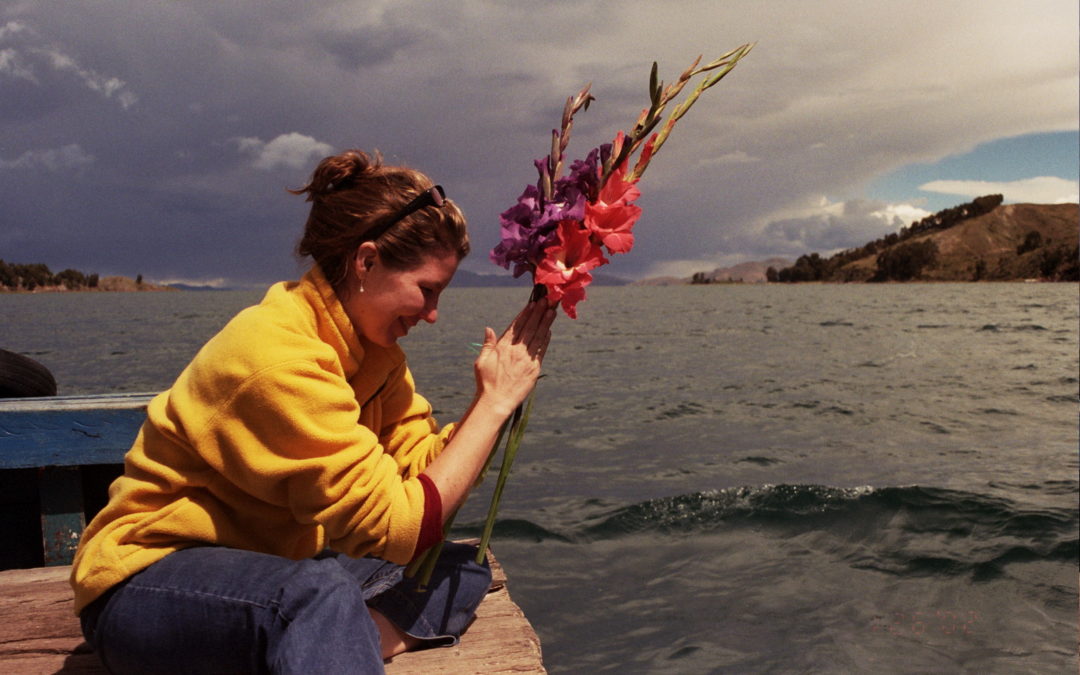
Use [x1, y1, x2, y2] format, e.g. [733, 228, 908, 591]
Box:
[79, 542, 491, 674]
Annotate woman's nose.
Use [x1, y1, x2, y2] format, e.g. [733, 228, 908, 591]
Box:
[421, 301, 438, 324]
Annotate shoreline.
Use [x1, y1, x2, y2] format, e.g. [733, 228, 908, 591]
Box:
[0, 276, 174, 294]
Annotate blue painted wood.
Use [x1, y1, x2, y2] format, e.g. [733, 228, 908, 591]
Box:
[0, 393, 156, 566]
[0, 393, 154, 469]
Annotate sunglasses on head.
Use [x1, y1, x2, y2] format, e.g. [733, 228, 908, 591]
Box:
[364, 185, 446, 242]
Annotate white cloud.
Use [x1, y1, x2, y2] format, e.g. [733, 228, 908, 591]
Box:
[0, 20, 30, 40]
[699, 150, 760, 166]
[0, 21, 135, 105]
[0, 47, 36, 81]
[0, 144, 95, 171]
[235, 133, 335, 171]
[870, 202, 933, 226]
[920, 176, 1080, 204]
[33, 46, 138, 108]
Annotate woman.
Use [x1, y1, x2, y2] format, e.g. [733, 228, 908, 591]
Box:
[70, 149, 556, 673]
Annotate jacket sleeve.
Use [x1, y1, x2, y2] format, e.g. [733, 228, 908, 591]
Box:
[181, 357, 427, 564]
[375, 360, 456, 479]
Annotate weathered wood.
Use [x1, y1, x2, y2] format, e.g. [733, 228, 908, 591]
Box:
[0, 393, 153, 469]
[0, 394, 153, 567]
[0, 548, 545, 674]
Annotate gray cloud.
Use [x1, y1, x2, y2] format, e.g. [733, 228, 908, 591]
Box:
[0, 143, 94, 170]
[0, 0, 1076, 284]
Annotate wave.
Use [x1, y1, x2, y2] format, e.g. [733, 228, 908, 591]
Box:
[471, 484, 1079, 581]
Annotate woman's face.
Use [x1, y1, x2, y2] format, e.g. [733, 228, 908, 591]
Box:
[345, 246, 460, 348]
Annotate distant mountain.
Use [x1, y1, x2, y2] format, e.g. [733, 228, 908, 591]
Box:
[775, 198, 1079, 282]
[166, 283, 231, 291]
[633, 257, 793, 285]
[451, 268, 630, 288]
[450, 270, 527, 287]
[706, 257, 793, 283]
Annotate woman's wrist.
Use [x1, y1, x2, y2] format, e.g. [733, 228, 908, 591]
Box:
[470, 392, 517, 420]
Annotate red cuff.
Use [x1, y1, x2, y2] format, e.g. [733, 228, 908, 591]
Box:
[413, 474, 444, 559]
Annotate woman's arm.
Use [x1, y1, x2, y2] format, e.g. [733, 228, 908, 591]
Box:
[422, 299, 555, 519]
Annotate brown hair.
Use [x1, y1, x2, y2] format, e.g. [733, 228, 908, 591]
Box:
[291, 149, 469, 288]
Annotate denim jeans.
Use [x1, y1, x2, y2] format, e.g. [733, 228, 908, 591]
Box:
[79, 542, 491, 674]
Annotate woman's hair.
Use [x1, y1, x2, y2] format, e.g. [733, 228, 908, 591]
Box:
[290, 150, 469, 288]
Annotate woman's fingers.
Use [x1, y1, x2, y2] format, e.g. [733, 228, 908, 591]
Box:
[473, 301, 557, 413]
[505, 300, 554, 347]
[527, 308, 556, 359]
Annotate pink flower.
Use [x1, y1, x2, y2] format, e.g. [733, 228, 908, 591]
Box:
[584, 159, 641, 254]
[534, 219, 608, 318]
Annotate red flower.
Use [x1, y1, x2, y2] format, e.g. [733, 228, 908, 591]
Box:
[584, 159, 641, 254]
[534, 219, 608, 318]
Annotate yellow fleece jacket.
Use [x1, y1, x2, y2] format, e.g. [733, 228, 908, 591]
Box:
[70, 267, 454, 614]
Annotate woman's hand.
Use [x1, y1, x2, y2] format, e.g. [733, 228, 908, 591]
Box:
[422, 299, 556, 520]
[473, 300, 556, 416]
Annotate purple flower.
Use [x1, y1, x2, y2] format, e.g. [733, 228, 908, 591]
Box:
[491, 146, 609, 277]
[565, 146, 606, 203]
[491, 182, 557, 277]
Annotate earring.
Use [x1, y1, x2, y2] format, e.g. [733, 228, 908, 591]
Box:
[359, 280, 365, 293]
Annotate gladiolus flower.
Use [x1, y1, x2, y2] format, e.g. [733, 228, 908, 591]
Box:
[534, 219, 608, 319]
[584, 160, 641, 254]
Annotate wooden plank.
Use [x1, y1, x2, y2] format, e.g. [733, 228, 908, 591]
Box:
[0, 393, 157, 412]
[0, 548, 545, 674]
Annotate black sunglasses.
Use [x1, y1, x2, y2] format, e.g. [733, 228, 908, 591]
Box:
[364, 185, 446, 241]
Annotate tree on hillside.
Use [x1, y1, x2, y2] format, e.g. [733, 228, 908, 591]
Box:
[1016, 231, 1043, 255]
[872, 239, 938, 281]
[0, 259, 101, 290]
[0, 260, 15, 288]
[13, 263, 53, 290]
[777, 252, 827, 282]
[55, 268, 87, 290]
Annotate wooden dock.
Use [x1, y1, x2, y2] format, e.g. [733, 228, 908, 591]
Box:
[0, 546, 544, 674]
[0, 393, 545, 673]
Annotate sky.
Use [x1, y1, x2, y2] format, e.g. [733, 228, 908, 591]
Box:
[1, 0, 1077, 286]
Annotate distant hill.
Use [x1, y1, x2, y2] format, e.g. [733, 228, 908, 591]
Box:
[165, 283, 231, 291]
[774, 197, 1079, 282]
[705, 257, 793, 283]
[96, 276, 173, 292]
[0, 260, 173, 292]
[634, 257, 793, 285]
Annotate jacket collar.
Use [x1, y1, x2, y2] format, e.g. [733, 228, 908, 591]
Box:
[301, 265, 405, 397]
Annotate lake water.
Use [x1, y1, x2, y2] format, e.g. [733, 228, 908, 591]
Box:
[2, 283, 1077, 673]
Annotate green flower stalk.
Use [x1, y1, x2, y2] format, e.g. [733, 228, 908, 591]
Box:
[475, 387, 536, 564]
[413, 44, 753, 584]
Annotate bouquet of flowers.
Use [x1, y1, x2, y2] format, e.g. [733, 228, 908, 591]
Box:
[491, 43, 754, 318]
[410, 44, 753, 581]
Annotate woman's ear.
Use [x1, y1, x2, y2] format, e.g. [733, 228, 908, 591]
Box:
[353, 241, 379, 281]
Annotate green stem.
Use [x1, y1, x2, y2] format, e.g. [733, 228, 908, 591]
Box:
[475, 389, 535, 564]
[405, 410, 514, 584]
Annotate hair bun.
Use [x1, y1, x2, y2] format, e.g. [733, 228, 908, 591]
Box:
[292, 149, 382, 200]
